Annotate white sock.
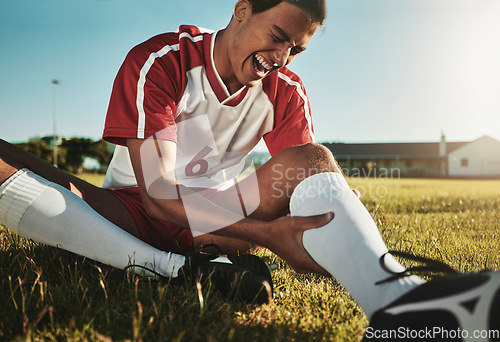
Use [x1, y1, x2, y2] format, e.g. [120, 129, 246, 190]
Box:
[290, 172, 424, 319]
[0, 169, 185, 278]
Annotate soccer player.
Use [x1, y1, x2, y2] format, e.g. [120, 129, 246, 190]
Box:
[0, 0, 498, 339]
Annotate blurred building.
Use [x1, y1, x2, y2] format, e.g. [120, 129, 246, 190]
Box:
[323, 135, 500, 178]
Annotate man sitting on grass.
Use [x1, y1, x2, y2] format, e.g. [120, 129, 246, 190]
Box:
[0, 0, 498, 339]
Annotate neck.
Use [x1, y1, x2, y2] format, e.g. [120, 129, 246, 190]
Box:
[213, 28, 243, 95]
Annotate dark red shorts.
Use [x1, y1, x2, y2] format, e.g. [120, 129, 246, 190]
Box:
[105, 187, 193, 254]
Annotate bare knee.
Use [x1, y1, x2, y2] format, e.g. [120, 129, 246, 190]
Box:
[281, 143, 341, 174]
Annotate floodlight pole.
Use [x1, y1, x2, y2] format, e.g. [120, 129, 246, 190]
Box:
[52, 79, 61, 167]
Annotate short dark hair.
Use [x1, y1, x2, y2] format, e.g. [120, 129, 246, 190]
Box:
[248, 0, 327, 25]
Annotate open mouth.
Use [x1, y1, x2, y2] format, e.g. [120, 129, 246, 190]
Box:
[252, 53, 273, 78]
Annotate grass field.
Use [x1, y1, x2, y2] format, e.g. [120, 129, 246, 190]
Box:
[1, 175, 499, 341]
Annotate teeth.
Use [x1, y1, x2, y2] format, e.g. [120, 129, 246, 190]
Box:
[255, 54, 271, 71]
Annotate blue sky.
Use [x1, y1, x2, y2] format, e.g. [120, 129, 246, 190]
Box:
[1, 0, 499, 151]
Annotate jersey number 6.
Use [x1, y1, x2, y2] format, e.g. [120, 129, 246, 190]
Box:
[185, 146, 213, 177]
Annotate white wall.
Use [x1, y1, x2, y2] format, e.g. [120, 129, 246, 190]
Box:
[448, 136, 500, 176]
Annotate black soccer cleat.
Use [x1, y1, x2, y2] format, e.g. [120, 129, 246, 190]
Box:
[176, 246, 274, 304]
[365, 251, 500, 342]
[126, 244, 274, 304]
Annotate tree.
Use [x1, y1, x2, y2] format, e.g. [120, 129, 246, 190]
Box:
[16, 137, 114, 174]
[15, 139, 67, 166]
[88, 140, 114, 170]
[60, 138, 94, 174]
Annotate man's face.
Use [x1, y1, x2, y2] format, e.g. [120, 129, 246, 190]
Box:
[228, 1, 319, 89]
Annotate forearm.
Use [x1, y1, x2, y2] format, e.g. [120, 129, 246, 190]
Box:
[126, 138, 271, 247]
[145, 180, 271, 247]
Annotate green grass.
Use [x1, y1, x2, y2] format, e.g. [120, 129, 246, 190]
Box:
[1, 175, 499, 341]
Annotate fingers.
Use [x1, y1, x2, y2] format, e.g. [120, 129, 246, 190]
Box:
[267, 214, 335, 277]
[297, 211, 334, 230]
[291, 213, 334, 276]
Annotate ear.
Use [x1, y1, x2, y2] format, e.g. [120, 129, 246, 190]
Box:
[233, 0, 251, 22]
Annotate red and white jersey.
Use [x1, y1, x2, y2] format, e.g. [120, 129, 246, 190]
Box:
[102, 25, 314, 190]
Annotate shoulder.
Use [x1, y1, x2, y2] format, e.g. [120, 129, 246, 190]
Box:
[275, 67, 304, 85]
[177, 25, 214, 42]
[125, 25, 212, 66]
[262, 67, 309, 105]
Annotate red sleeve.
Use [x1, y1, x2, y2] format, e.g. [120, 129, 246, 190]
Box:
[103, 33, 182, 146]
[263, 70, 315, 156]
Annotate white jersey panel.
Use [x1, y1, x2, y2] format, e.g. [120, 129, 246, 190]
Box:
[102, 145, 136, 189]
[172, 66, 274, 189]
